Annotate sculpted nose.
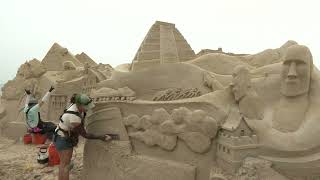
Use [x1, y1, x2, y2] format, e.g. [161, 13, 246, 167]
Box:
[287, 62, 297, 78]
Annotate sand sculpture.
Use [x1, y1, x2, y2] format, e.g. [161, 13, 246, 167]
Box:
[1, 21, 320, 179]
[42, 43, 83, 71]
[0, 43, 112, 138]
[152, 88, 202, 101]
[124, 107, 218, 153]
[130, 21, 196, 71]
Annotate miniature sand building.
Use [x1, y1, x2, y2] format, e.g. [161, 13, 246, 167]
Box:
[130, 21, 196, 71]
[46, 94, 68, 122]
[217, 117, 259, 173]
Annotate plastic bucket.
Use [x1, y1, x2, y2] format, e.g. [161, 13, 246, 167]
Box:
[23, 134, 32, 144]
[32, 133, 47, 144]
[48, 143, 60, 166]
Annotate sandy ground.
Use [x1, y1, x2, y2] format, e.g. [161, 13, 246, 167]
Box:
[0, 137, 84, 180]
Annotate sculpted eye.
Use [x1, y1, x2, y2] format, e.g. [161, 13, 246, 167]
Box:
[283, 61, 290, 66]
[296, 61, 306, 65]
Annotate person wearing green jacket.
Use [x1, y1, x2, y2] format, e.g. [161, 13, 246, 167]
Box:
[24, 86, 56, 139]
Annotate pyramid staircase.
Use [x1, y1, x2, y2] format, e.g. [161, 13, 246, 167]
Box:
[131, 21, 196, 71]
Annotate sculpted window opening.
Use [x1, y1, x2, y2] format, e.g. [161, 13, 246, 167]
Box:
[240, 130, 245, 136]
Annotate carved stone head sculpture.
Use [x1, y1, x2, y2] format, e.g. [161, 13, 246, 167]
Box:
[63, 61, 77, 71]
[231, 65, 251, 102]
[281, 45, 313, 97]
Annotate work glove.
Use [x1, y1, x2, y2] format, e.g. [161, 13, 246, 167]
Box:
[25, 89, 31, 95]
[100, 134, 112, 142]
[49, 86, 55, 92]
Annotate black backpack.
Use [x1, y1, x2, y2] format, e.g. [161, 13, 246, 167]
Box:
[55, 106, 86, 146]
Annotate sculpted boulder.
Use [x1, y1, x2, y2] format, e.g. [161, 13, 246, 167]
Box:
[179, 132, 211, 153]
[125, 107, 218, 154]
[151, 108, 170, 125]
[17, 59, 46, 79]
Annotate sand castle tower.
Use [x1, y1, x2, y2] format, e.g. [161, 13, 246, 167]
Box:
[217, 117, 259, 173]
[131, 21, 196, 71]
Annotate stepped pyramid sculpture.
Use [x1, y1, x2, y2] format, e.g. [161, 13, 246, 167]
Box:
[41, 43, 83, 71]
[75, 52, 97, 67]
[131, 21, 196, 71]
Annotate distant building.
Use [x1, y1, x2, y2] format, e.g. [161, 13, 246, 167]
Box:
[197, 48, 249, 57]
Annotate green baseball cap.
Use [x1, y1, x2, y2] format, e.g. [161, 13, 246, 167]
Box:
[75, 94, 95, 110]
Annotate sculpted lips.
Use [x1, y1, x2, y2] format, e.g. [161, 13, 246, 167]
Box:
[285, 78, 299, 84]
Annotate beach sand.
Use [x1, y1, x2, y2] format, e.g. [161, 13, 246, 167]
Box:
[0, 137, 84, 180]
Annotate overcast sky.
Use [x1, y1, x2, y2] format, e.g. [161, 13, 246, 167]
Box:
[0, 0, 319, 84]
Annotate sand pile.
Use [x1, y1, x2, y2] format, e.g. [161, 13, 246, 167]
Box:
[0, 137, 84, 180]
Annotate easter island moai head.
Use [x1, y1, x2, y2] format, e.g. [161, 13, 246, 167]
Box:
[272, 45, 313, 132]
[231, 65, 251, 102]
[280, 45, 313, 97]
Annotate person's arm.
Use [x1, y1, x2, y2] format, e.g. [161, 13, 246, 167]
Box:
[71, 123, 106, 140]
[78, 125, 103, 139]
[68, 111, 112, 141]
[71, 123, 111, 141]
[24, 89, 31, 109]
[19, 106, 25, 112]
[39, 86, 54, 107]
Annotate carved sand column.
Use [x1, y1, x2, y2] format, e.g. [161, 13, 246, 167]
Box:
[82, 107, 132, 180]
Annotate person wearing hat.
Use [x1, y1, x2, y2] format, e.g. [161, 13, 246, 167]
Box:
[24, 86, 56, 139]
[54, 93, 112, 180]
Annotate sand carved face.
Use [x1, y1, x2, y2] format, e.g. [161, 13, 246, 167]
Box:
[231, 66, 251, 101]
[281, 45, 313, 97]
[63, 61, 77, 70]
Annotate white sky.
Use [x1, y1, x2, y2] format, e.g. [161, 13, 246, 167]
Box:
[1, 0, 320, 84]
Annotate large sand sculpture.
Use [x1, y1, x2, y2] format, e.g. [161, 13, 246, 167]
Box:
[0, 43, 112, 138]
[1, 20, 319, 179]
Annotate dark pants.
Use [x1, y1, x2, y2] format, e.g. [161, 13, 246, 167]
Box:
[53, 135, 73, 152]
[38, 121, 57, 140]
